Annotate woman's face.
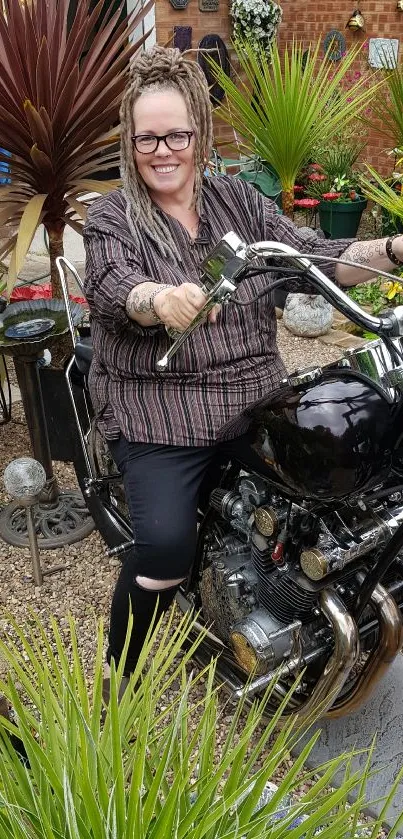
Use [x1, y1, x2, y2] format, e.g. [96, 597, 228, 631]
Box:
[132, 89, 196, 202]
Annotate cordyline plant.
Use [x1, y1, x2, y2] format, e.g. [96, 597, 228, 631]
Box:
[361, 158, 403, 225]
[367, 54, 403, 150]
[0, 609, 401, 837]
[210, 38, 382, 217]
[0, 0, 152, 300]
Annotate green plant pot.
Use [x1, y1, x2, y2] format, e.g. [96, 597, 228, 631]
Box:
[319, 198, 367, 239]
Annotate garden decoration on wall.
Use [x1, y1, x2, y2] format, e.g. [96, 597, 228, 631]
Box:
[230, 0, 282, 55]
[323, 30, 346, 62]
[198, 35, 230, 105]
[173, 26, 192, 51]
[199, 0, 219, 10]
[169, 0, 189, 9]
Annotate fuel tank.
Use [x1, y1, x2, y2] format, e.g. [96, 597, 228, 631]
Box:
[239, 370, 395, 500]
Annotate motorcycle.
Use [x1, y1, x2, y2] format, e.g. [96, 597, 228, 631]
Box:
[57, 232, 403, 720]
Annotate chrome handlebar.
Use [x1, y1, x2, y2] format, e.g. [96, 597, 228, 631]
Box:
[156, 234, 403, 370]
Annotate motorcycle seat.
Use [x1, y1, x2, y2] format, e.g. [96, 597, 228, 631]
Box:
[74, 336, 93, 376]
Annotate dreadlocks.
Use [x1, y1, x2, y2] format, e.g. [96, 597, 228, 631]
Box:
[120, 46, 213, 262]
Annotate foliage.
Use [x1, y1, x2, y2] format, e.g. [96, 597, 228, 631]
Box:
[210, 38, 381, 217]
[347, 272, 403, 315]
[0, 0, 152, 299]
[360, 153, 403, 224]
[369, 59, 403, 149]
[230, 0, 282, 55]
[305, 124, 365, 202]
[0, 609, 401, 837]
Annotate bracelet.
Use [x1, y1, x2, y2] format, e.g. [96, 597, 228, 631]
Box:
[385, 235, 403, 268]
[149, 284, 173, 322]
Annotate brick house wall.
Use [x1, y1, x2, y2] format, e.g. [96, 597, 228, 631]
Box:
[154, 0, 403, 175]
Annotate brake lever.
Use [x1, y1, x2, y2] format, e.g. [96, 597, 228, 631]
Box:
[156, 274, 240, 370]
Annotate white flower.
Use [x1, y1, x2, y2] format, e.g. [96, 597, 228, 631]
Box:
[230, 0, 282, 51]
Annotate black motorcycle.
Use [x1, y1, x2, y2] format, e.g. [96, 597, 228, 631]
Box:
[57, 233, 403, 720]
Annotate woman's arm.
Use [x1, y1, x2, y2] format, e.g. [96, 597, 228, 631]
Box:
[126, 281, 211, 330]
[335, 235, 403, 287]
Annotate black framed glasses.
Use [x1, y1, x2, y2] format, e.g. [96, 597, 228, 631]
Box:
[131, 131, 194, 154]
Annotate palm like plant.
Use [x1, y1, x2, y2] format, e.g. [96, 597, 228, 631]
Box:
[360, 162, 403, 222]
[211, 39, 381, 217]
[369, 61, 403, 150]
[0, 608, 402, 838]
[0, 0, 152, 299]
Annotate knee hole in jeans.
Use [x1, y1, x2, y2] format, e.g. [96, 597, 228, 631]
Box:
[135, 575, 185, 591]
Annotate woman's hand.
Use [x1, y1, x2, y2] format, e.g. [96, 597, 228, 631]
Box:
[154, 283, 220, 331]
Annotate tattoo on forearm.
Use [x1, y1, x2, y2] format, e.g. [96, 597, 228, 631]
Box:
[126, 287, 152, 318]
[343, 239, 386, 266]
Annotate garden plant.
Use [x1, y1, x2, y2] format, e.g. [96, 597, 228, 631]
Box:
[0, 0, 152, 300]
[0, 608, 401, 837]
[210, 38, 381, 217]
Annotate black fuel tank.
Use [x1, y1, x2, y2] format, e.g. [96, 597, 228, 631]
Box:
[242, 372, 394, 500]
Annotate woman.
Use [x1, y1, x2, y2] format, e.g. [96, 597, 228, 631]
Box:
[84, 45, 403, 694]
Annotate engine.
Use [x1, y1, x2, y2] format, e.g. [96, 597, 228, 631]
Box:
[198, 474, 403, 676]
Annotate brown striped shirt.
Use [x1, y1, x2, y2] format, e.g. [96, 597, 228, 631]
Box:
[83, 176, 353, 446]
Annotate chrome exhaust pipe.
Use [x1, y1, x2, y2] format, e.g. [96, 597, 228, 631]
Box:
[326, 580, 403, 718]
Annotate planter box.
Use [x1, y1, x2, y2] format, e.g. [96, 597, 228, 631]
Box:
[319, 198, 367, 239]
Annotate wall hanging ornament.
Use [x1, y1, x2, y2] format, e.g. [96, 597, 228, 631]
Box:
[346, 9, 365, 30]
[168, 0, 189, 9]
[173, 25, 192, 51]
[197, 34, 230, 105]
[199, 0, 219, 10]
[323, 29, 347, 61]
[398, 0, 403, 11]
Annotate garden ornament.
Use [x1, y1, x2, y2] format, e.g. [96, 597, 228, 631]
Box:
[346, 9, 365, 30]
[283, 293, 333, 338]
[3, 457, 66, 586]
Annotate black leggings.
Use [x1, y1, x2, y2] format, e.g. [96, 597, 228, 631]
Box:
[106, 433, 260, 672]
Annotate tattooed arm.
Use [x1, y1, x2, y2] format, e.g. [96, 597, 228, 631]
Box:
[126, 281, 209, 330]
[125, 282, 172, 327]
[335, 235, 403, 287]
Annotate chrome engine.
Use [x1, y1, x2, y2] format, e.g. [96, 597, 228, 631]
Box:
[199, 475, 403, 676]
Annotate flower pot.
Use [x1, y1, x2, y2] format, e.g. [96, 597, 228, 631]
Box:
[318, 198, 367, 239]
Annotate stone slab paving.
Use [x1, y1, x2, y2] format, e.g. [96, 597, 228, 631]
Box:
[292, 657, 403, 826]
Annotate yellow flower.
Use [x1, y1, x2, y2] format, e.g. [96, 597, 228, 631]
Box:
[386, 281, 403, 300]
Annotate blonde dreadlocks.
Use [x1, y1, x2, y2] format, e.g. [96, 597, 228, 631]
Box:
[120, 46, 213, 262]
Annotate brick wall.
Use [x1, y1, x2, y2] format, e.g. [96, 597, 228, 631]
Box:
[155, 0, 403, 175]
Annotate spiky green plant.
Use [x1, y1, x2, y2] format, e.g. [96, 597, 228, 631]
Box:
[0, 609, 401, 837]
[0, 0, 152, 299]
[210, 38, 381, 217]
[369, 59, 403, 150]
[361, 164, 403, 223]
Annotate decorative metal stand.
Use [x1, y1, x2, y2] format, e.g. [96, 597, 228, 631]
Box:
[0, 299, 94, 549]
[3, 458, 67, 583]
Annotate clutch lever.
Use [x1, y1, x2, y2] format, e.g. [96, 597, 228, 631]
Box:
[157, 255, 247, 370]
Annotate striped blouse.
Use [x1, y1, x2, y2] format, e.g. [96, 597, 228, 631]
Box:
[83, 176, 352, 446]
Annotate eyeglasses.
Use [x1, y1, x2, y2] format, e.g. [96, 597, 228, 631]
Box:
[131, 131, 194, 154]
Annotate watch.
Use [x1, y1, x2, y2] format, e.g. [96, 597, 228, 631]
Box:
[386, 235, 403, 268]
